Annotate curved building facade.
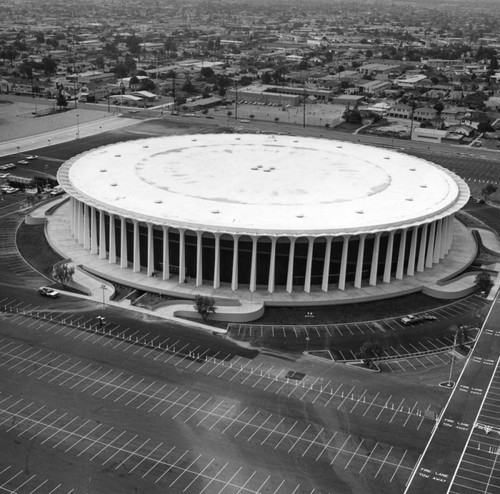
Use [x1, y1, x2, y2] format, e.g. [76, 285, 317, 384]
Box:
[57, 134, 470, 297]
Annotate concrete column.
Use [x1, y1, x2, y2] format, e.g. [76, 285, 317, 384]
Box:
[338, 235, 350, 291]
[133, 220, 140, 273]
[99, 210, 107, 260]
[83, 205, 90, 250]
[369, 233, 381, 286]
[286, 237, 296, 294]
[178, 229, 185, 283]
[162, 226, 170, 280]
[321, 237, 333, 292]
[249, 237, 258, 292]
[383, 231, 395, 283]
[231, 235, 239, 291]
[395, 229, 408, 280]
[354, 234, 366, 289]
[70, 198, 75, 235]
[268, 237, 277, 293]
[406, 226, 418, 276]
[77, 201, 84, 244]
[90, 207, 98, 254]
[120, 217, 128, 268]
[120, 218, 128, 268]
[147, 223, 154, 277]
[447, 215, 455, 252]
[304, 237, 314, 293]
[196, 231, 203, 287]
[213, 233, 221, 289]
[425, 221, 436, 268]
[433, 219, 442, 263]
[108, 214, 116, 264]
[417, 224, 428, 272]
[440, 217, 448, 257]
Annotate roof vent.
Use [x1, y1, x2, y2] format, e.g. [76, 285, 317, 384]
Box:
[100, 169, 107, 172]
[409, 168, 416, 171]
[384, 156, 390, 159]
[154, 199, 162, 204]
[212, 210, 220, 214]
[406, 198, 414, 201]
[296, 214, 304, 218]
[142, 145, 149, 148]
[114, 154, 121, 157]
[420, 184, 427, 188]
[356, 210, 364, 214]
[110, 183, 117, 187]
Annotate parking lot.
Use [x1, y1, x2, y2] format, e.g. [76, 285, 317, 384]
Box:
[0, 305, 444, 493]
[447, 357, 500, 494]
[227, 294, 489, 363]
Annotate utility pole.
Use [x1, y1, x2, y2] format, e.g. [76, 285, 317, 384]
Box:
[235, 79, 238, 120]
[303, 86, 306, 128]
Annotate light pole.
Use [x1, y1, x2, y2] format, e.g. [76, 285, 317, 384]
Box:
[100, 283, 107, 311]
[76, 113, 80, 139]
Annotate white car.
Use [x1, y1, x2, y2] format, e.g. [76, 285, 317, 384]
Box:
[0, 163, 15, 170]
[18, 160, 29, 165]
[26, 155, 38, 160]
[0, 173, 11, 179]
[38, 286, 59, 298]
[400, 314, 437, 325]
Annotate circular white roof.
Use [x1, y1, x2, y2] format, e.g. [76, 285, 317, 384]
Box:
[58, 134, 470, 236]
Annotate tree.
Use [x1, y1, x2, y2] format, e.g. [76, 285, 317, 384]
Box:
[194, 295, 216, 322]
[41, 56, 57, 76]
[481, 183, 498, 201]
[261, 71, 272, 84]
[359, 340, 382, 368]
[56, 90, 67, 110]
[52, 263, 75, 289]
[200, 67, 215, 81]
[125, 35, 142, 57]
[477, 121, 494, 133]
[342, 106, 362, 124]
[475, 271, 492, 294]
[433, 102, 444, 115]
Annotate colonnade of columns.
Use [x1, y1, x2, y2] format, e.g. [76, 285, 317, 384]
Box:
[69, 198, 455, 294]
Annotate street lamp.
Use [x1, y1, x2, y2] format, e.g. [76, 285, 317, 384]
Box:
[100, 283, 107, 311]
[76, 113, 80, 139]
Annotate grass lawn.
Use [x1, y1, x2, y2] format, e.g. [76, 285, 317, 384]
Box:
[17, 222, 65, 278]
[254, 291, 456, 325]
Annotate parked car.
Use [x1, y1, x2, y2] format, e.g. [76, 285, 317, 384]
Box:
[18, 160, 29, 165]
[26, 155, 38, 160]
[240, 119, 250, 123]
[0, 173, 11, 179]
[38, 286, 59, 298]
[0, 163, 16, 170]
[400, 314, 437, 325]
[50, 186, 65, 196]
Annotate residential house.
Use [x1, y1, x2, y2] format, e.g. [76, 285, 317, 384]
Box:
[388, 102, 412, 119]
[413, 107, 437, 122]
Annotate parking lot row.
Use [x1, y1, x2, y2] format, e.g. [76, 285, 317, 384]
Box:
[448, 357, 500, 494]
[0, 463, 74, 494]
[0, 392, 302, 494]
[228, 294, 488, 343]
[0, 334, 437, 440]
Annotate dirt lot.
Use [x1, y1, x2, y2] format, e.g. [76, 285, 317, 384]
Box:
[0, 95, 112, 142]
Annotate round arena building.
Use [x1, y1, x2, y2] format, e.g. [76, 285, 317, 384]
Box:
[57, 133, 470, 302]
